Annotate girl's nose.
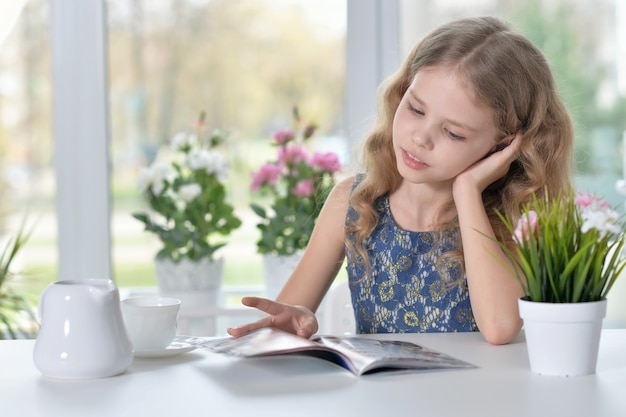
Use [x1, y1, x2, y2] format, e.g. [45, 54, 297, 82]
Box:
[411, 124, 434, 150]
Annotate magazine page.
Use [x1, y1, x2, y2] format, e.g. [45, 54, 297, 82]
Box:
[197, 327, 322, 356]
[196, 328, 357, 372]
[312, 335, 476, 375]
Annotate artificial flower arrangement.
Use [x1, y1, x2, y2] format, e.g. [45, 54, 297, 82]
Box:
[250, 108, 342, 255]
[132, 112, 242, 262]
[498, 190, 626, 303]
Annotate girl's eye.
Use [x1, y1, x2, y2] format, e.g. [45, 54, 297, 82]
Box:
[446, 129, 465, 141]
[407, 104, 424, 116]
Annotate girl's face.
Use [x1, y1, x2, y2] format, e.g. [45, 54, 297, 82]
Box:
[392, 67, 501, 187]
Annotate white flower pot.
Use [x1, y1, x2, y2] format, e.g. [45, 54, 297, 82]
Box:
[518, 298, 607, 377]
[155, 257, 223, 335]
[155, 257, 223, 305]
[262, 253, 302, 300]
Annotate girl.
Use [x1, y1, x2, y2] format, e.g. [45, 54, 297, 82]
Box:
[229, 16, 573, 345]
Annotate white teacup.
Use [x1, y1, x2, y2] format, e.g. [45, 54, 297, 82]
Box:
[121, 296, 181, 351]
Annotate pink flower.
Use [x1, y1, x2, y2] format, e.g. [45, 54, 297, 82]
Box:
[292, 180, 314, 197]
[250, 163, 283, 191]
[273, 128, 295, 145]
[574, 192, 595, 208]
[574, 192, 611, 209]
[514, 210, 538, 244]
[310, 151, 341, 173]
[576, 192, 620, 237]
[278, 144, 309, 165]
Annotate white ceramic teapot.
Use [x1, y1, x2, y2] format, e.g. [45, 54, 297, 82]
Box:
[33, 279, 133, 379]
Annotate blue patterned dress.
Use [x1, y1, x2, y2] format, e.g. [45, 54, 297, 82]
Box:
[344, 183, 478, 334]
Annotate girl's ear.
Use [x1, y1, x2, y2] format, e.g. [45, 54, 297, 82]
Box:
[490, 136, 514, 153]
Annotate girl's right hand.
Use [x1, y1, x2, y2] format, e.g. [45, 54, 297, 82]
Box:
[454, 134, 522, 195]
[226, 296, 319, 339]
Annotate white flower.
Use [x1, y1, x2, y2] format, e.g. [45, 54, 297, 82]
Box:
[186, 149, 230, 182]
[575, 192, 622, 238]
[177, 183, 202, 203]
[210, 153, 231, 182]
[171, 132, 197, 151]
[186, 148, 210, 170]
[136, 162, 171, 195]
[580, 206, 621, 237]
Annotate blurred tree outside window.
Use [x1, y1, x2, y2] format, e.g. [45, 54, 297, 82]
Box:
[0, 0, 53, 300]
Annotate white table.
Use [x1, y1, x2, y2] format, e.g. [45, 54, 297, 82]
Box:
[2, 330, 625, 417]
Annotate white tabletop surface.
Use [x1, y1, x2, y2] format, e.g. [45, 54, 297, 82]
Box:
[2, 330, 625, 417]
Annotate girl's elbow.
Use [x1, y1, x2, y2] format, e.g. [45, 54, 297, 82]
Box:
[478, 320, 522, 345]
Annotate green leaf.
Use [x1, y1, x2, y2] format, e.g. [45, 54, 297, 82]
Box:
[250, 203, 267, 219]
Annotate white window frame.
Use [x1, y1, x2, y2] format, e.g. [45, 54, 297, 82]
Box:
[50, 0, 112, 280]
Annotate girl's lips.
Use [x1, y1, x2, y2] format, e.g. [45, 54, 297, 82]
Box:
[402, 149, 429, 170]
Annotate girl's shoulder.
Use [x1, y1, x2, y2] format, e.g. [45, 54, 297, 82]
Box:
[323, 175, 357, 212]
[333, 175, 358, 199]
[340, 172, 366, 195]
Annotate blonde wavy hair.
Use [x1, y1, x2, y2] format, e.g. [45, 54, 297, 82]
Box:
[345, 16, 574, 280]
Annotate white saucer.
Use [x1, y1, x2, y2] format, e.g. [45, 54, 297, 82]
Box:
[133, 336, 197, 358]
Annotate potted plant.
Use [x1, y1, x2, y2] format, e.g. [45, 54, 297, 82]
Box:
[132, 112, 242, 312]
[0, 219, 39, 339]
[250, 108, 342, 298]
[497, 190, 626, 376]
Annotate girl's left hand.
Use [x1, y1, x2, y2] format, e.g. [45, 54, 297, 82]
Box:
[454, 133, 522, 193]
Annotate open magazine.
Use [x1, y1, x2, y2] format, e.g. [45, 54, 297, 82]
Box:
[191, 328, 476, 376]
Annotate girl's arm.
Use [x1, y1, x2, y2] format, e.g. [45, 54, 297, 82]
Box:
[453, 137, 524, 345]
[227, 176, 354, 338]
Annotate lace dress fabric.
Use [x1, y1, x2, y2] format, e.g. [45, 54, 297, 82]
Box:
[344, 190, 478, 334]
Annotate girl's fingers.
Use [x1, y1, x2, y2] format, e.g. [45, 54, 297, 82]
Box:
[226, 315, 274, 337]
[292, 306, 319, 338]
[240, 296, 286, 315]
[295, 317, 319, 339]
[502, 134, 522, 161]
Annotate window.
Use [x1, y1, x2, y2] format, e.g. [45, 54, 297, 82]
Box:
[106, 0, 347, 288]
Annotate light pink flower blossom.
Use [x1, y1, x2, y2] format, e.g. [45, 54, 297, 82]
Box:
[250, 163, 283, 191]
[574, 192, 595, 208]
[574, 192, 620, 237]
[310, 151, 341, 173]
[514, 210, 538, 243]
[273, 128, 295, 145]
[292, 179, 314, 197]
[575, 192, 611, 209]
[278, 144, 309, 165]
[192, 120, 205, 130]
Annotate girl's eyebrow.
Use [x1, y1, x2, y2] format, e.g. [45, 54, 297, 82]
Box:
[408, 88, 425, 106]
[407, 88, 479, 133]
